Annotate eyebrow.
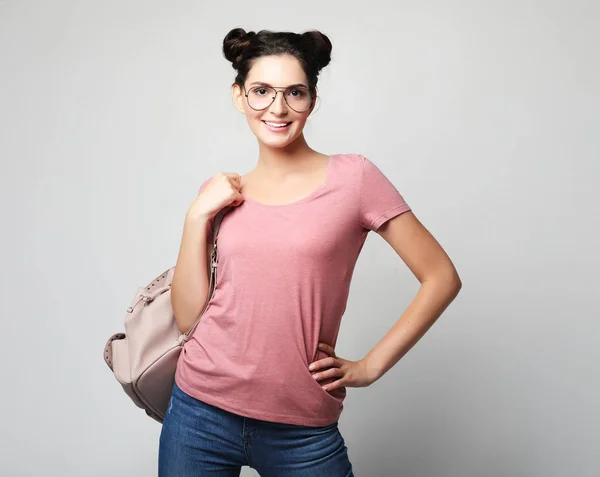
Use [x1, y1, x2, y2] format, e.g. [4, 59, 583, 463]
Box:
[249, 81, 308, 88]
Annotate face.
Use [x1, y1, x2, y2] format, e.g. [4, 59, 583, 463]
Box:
[232, 54, 316, 149]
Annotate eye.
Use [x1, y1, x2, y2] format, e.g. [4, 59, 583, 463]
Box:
[251, 87, 271, 96]
[288, 88, 310, 100]
[288, 88, 307, 97]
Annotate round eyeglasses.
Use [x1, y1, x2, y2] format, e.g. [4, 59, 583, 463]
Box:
[244, 85, 314, 113]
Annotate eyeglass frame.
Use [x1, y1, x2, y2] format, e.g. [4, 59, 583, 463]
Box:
[242, 84, 315, 113]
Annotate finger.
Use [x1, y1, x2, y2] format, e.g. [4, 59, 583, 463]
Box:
[217, 173, 240, 186]
[322, 379, 346, 392]
[308, 356, 337, 371]
[318, 342, 336, 358]
[312, 367, 343, 382]
[230, 192, 245, 207]
[228, 177, 242, 191]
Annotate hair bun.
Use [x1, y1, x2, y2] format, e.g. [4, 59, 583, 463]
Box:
[300, 30, 332, 70]
[223, 28, 256, 68]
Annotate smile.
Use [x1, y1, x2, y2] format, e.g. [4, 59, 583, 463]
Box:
[262, 121, 292, 132]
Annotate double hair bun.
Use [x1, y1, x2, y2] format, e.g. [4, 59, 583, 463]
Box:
[222, 28, 332, 71]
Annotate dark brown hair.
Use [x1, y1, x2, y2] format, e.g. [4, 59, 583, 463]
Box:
[222, 28, 332, 95]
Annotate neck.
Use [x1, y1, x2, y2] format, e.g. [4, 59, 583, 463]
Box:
[255, 134, 318, 175]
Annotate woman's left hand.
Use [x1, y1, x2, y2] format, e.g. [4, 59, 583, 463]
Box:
[308, 342, 378, 392]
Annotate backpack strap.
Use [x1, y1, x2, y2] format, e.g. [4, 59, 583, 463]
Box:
[181, 207, 228, 342]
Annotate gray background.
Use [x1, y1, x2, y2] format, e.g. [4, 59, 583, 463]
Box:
[1, 1, 598, 476]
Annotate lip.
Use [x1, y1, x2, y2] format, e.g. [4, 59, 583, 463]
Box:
[262, 120, 292, 133]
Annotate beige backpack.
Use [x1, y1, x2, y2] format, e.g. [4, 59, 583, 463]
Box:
[103, 210, 226, 423]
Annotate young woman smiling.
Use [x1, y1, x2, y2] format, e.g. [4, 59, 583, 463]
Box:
[159, 28, 462, 477]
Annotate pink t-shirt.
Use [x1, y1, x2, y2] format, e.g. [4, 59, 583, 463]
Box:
[175, 153, 411, 426]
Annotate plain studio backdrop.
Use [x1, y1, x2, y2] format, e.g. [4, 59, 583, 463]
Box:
[1, 1, 598, 476]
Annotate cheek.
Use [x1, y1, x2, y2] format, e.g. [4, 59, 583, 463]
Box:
[245, 113, 262, 130]
[294, 117, 309, 129]
[290, 117, 309, 134]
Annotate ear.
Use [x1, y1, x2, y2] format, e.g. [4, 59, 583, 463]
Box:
[232, 84, 246, 115]
[307, 91, 318, 116]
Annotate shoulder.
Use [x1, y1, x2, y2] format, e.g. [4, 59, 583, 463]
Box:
[330, 153, 368, 177]
[331, 153, 387, 183]
[331, 152, 365, 166]
[331, 153, 383, 168]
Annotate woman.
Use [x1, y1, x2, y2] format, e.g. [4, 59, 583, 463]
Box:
[159, 28, 462, 476]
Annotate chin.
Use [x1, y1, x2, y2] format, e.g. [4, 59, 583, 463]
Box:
[258, 137, 295, 149]
[254, 129, 296, 147]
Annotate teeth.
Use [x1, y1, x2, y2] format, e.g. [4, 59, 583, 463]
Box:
[265, 122, 289, 128]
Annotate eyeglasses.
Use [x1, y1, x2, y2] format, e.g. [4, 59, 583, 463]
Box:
[243, 85, 314, 113]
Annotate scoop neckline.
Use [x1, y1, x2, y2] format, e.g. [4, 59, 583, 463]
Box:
[241, 154, 335, 208]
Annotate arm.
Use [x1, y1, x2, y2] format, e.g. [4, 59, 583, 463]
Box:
[363, 211, 462, 382]
[170, 213, 212, 334]
[170, 172, 243, 334]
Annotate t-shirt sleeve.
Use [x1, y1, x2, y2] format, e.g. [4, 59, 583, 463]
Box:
[359, 156, 411, 231]
[198, 177, 214, 243]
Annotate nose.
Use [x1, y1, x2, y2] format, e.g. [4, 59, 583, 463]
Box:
[269, 90, 288, 115]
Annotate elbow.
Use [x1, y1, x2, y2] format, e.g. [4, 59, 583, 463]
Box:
[446, 270, 462, 298]
[452, 275, 462, 297]
[171, 287, 207, 335]
[172, 308, 194, 335]
[175, 322, 191, 336]
[426, 267, 462, 298]
[170, 292, 194, 335]
[442, 263, 462, 293]
[171, 303, 187, 335]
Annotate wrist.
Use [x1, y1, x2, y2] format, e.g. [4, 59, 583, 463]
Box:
[185, 206, 212, 225]
[183, 210, 211, 234]
[361, 356, 384, 384]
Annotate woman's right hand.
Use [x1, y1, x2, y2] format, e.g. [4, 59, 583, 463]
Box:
[187, 172, 245, 222]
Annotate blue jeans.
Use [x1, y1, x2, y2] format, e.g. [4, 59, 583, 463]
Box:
[158, 381, 355, 476]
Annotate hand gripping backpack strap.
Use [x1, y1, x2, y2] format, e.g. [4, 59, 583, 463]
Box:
[179, 208, 227, 343]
